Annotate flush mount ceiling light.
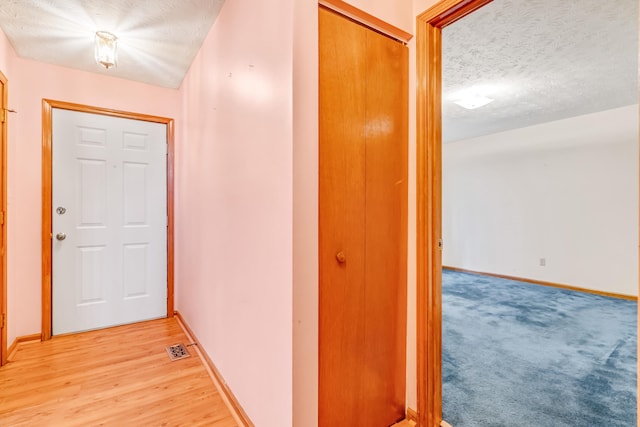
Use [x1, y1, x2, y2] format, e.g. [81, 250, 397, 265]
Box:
[94, 31, 118, 69]
[448, 84, 504, 110]
[453, 95, 494, 110]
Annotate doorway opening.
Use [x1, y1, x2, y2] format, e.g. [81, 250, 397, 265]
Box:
[41, 100, 175, 340]
[415, 3, 493, 424]
[417, 0, 639, 426]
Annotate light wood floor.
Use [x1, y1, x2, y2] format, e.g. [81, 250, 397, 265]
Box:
[0, 318, 237, 426]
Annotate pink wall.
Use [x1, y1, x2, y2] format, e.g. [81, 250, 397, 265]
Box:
[0, 28, 16, 347]
[292, 1, 319, 426]
[344, 0, 414, 33]
[176, 0, 294, 425]
[0, 28, 13, 75]
[4, 52, 181, 345]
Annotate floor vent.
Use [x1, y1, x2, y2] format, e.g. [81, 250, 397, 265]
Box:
[165, 343, 191, 361]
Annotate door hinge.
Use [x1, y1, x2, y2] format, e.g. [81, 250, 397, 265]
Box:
[0, 313, 5, 329]
[0, 211, 5, 225]
[1, 108, 16, 124]
[438, 238, 443, 251]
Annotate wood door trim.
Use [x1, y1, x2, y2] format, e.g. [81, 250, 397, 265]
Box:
[41, 99, 175, 340]
[174, 311, 255, 427]
[319, 0, 413, 43]
[443, 266, 638, 301]
[0, 70, 7, 366]
[7, 333, 41, 361]
[415, 1, 492, 425]
[406, 407, 419, 422]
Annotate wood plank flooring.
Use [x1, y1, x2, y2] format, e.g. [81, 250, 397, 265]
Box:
[0, 318, 237, 426]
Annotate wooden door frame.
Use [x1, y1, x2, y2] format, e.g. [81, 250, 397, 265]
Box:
[0, 71, 7, 366]
[415, 1, 492, 425]
[417, 2, 640, 426]
[41, 99, 175, 340]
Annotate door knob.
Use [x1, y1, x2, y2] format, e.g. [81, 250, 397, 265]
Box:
[56, 232, 66, 241]
[335, 251, 346, 263]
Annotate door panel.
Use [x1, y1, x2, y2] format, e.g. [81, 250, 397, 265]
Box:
[52, 109, 167, 335]
[319, 7, 408, 426]
[364, 27, 409, 417]
[319, 6, 368, 423]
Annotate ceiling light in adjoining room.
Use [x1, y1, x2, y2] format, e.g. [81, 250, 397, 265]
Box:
[94, 31, 118, 69]
[447, 83, 505, 110]
[453, 95, 494, 110]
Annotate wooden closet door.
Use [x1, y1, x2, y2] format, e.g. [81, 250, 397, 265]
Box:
[319, 7, 408, 426]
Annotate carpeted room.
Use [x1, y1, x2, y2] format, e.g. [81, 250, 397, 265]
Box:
[440, 0, 638, 426]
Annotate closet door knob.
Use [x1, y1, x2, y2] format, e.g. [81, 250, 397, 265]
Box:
[335, 251, 346, 263]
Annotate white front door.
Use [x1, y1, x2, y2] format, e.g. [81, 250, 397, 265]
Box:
[52, 108, 167, 336]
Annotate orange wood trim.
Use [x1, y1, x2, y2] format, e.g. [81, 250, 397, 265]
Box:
[415, 15, 443, 427]
[392, 420, 417, 427]
[41, 99, 175, 339]
[174, 311, 254, 427]
[417, 0, 493, 27]
[7, 337, 16, 360]
[42, 100, 173, 124]
[166, 120, 175, 318]
[41, 99, 53, 341]
[443, 266, 638, 301]
[319, 0, 413, 43]
[415, 1, 493, 426]
[7, 333, 41, 361]
[407, 407, 419, 422]
[0, 70, 7, 366]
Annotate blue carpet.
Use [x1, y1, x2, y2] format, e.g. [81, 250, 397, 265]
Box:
[442, 269, 637, 427]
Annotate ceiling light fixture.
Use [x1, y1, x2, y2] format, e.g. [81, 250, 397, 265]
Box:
[453, 95, 494, 110]
[94, 31, 118, 69]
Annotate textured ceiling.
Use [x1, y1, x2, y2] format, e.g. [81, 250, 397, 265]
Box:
[0, 0, 225, 89]
[0, 0, 636, 128]
[442, 0, 638, 143]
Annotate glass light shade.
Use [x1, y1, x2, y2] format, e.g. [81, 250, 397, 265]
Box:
[453, 95, 494, 110]
[95, 31, 118, 69]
